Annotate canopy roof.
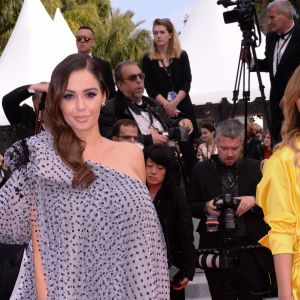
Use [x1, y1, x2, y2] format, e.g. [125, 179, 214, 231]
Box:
[0, 0, 77, 125]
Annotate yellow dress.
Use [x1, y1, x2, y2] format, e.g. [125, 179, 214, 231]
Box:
[256, 142, 300, 300]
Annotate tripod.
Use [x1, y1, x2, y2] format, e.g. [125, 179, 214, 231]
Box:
[231, 29, 273, 152]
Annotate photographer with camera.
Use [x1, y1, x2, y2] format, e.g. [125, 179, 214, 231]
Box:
[99, 60, 197, 176]
[188, 119, 276, 300]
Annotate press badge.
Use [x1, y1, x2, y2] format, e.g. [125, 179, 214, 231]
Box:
[167, 91, 177, 101]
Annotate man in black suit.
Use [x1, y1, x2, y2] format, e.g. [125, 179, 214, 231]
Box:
[75, 26, 116, 99]
[99, 60, 197, 176]
[189, 119, 276, 300]
[256, 0, 300, 144]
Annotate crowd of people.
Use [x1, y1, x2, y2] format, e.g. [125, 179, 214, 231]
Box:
[0, 0, 300, 299]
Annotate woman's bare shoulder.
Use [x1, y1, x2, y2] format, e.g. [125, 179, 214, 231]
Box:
[102, 140, 146, 182]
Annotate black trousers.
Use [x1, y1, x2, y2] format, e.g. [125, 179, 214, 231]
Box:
[0, 244, 25, 300]
[170, 287, 185, 300]
[204, 250, 273, 300]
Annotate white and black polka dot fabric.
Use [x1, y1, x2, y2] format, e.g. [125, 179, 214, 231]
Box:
[0, 131, 170, 299]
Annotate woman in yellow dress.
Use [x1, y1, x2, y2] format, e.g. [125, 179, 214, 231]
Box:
[256, 65, 300, 300]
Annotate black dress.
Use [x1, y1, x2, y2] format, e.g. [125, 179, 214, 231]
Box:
[142, 51, 199, 139]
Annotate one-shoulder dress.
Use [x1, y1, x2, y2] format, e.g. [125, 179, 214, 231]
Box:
[0, 131, 169, 299]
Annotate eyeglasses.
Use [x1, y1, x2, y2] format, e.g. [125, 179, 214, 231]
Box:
[118, 135, 138, 142]
[76, 36, 92, 42]
[125, 73, 145, 82]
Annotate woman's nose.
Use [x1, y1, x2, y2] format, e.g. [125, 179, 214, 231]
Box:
[76, 96, 86, 110]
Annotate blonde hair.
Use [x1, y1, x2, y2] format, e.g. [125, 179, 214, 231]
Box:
[276, 65, 300, 169]
[148, 18, 182, 60]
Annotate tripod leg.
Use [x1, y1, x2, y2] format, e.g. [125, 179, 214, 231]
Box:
[231, 46, 244, 118]
[250, 44, 273, 147]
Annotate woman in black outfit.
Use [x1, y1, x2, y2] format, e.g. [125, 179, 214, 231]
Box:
[142, 18, 199, 139]
[144, 144, 196, 300]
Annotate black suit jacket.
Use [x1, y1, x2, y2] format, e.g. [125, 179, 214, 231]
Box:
[2, 85, 36, 137]
[155, 186, 196, 280]
[99, 91, 182, 146]
[255, 24, 300, 142]
[188, 156, 274, 273]
[92, 56, 116, 99]
[257, 23, 300, 106]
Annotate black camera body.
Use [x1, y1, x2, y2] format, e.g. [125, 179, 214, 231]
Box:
[206, 194, 240, 232]
[217, 0, 256, 32]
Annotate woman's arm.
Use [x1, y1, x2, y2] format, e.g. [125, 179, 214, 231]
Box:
[273, 253, 293, 300]
[32, 224, 47, 300]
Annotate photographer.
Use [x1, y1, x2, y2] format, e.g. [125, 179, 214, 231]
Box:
[188, 119, 275, 300]
[99, 60, 197, 176]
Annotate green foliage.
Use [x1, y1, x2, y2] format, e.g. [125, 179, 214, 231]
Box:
[95, 9, 151, 68]
[0, 0, 151, 69]
[0, 0, 22, 50]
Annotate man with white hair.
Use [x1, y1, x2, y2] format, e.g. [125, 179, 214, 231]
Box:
[256, 0, 300, 144]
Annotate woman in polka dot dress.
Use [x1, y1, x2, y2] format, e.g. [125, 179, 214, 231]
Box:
[0, 53, 169, 300]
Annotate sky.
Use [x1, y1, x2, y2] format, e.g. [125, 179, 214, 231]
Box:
[110, 0, 197, 33]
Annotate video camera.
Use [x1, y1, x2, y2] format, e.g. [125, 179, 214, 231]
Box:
[206, 194, 240, 232]
[217, 0, 256, 32]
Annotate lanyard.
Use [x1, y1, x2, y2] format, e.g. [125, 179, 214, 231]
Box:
[160, 59, 176, 91]
[276, 31, 293, 68]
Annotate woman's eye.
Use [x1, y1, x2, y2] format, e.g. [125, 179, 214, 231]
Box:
[63, 93, 73, 100]
[86, 92, 97, 98]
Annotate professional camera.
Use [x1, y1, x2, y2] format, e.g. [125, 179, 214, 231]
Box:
[197, 249, 239, 270]
[217, 0, 256, 32]
[163, 127, 189, 142]
[206, 194, 240, 232]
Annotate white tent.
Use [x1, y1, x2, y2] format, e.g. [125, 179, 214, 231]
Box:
[53, 8, 77, 54]
[180, 0, 270, 105]
[0, 0, 77, 125]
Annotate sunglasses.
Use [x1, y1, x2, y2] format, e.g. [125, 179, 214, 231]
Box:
[153, 18, 171, 24]
[76, 36, 92, 42]
[125, 73, 145, 82]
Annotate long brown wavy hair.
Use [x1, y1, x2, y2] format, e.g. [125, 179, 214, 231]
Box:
[148, 18, 182, 60]
[44, 53, 108, 188]
[277, 65, 300, 169]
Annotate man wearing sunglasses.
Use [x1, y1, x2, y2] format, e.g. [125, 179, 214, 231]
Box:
[99, 60, 197, 177]
[75, 26, 116, 99]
